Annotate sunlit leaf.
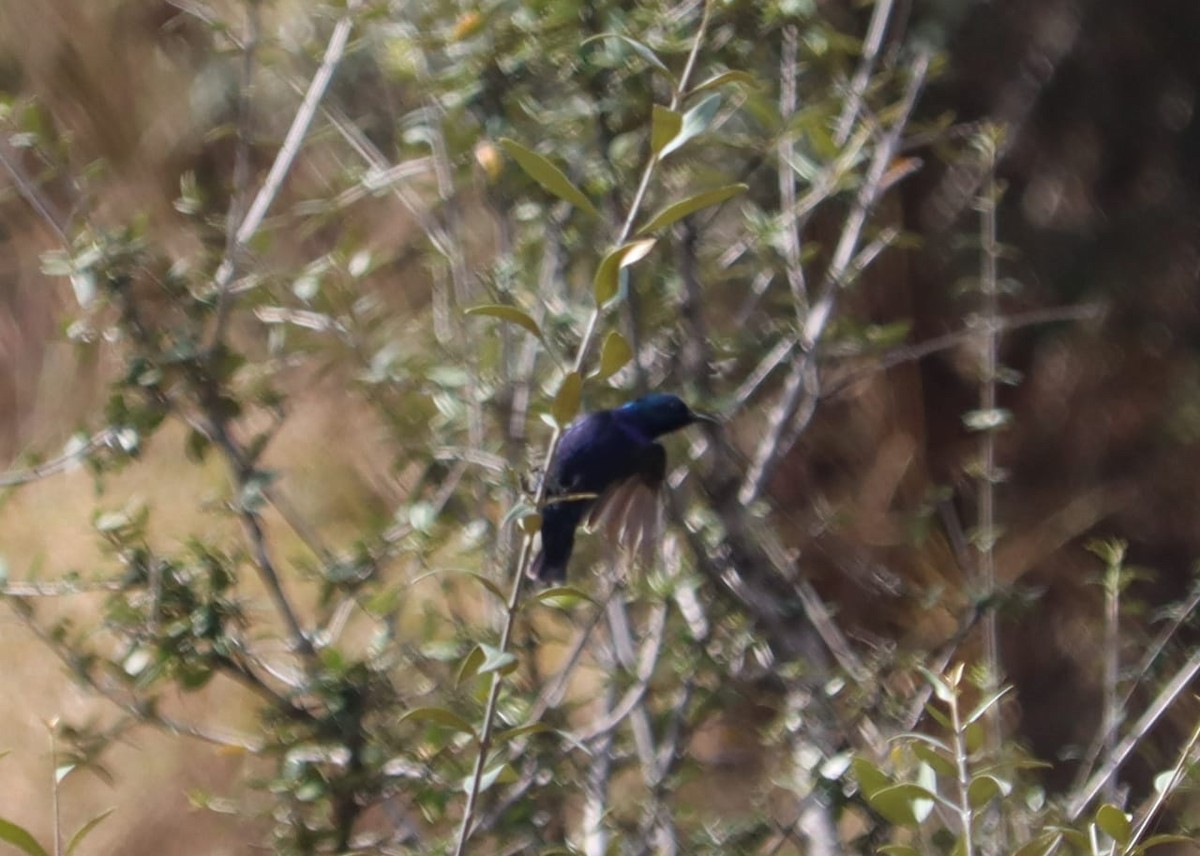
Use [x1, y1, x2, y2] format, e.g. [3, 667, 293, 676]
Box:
[967, 774, 1011, 808]
[528, 585, 594, 610]
[595, 331, 633, 381]
[689, 69, 758, 96]
[660, 94, 722, 159]
[498, 138, 598, 216]
[456, 646, 485, 687]
[464, 760, 517, 794]
[477, 643, 518, 675]
[865, 783, 938, 828]
[65, 809, 114, 856]
[651, 106, 682, 155]
[552, 371, 583, 427]
[494, 722, 553, 745]
[637, 184, 747, 234]
[464, 304, 543, 342]
[399, 706, 476, 736]
[0, 818, 49, 856]
[1094, 803, 1132, 845]
[594, 238, 657, 305]
[851, 756, 891, 798]
[580, 33, 670, 74]
[517, 512, 542, 535]
[965, 685, 1012, 725]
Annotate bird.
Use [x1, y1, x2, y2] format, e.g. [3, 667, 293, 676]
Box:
[528, 393, 717, 583]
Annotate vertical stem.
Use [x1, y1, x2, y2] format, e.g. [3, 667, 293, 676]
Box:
[976, 127, 1005, 853]
[1101, 555, 1121, 805]
[949, 684, 975, 856]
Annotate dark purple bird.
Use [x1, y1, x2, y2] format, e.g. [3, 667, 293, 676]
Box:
[528, 393, 716, 583]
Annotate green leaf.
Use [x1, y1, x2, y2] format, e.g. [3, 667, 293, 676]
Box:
[552, 371, 583, 427]
[593, 238, 657, 305]
[494, 722, 552, 745]
[456, 646, 485, 687]
[1012, 834, 1057, 856]
[477, 643, 518, 676]
[464, 304, 543, 342]
[498, 138, 598, 216]
[865, 783, 937, 828]
[851, 756, 891, 798]
[399, 706, 476, 737]
[660, 94, 722, 159]
[0, 818, 50, 856]
[465, 760, 517, 794]
[651, 106, 682, 154]
[965, 685, 1012, 725]
[595, 331, 633, 381]
[912, 741, 956, 778]
[501, 500, 537, 529]
[184, 428, 210, 464]
[528, 585, 594, 610]
[689, 69, 758, 96]
[580, 33, 670, 74]
[66, 809, 114, 856]
[1094, 803, 1132, 845]
[878, 846, 921, 856]
[517, 512, 542, 535]
[637, 184, 747, 234]
[967, 774, 1011, 808]
[918, 665, 955, 703]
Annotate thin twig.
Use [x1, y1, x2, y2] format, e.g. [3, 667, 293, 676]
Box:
[210, 2, 358, 345]
[0, 429, 116, 487]
[739, 51, 931, 504]
[1066, 646, 1200, 821]
[833, 0, 895, 145]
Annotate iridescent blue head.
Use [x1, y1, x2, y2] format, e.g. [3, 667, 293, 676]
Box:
[616, 393, 717, 438]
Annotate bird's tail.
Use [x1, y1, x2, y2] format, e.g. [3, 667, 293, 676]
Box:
[527, 550, 566, 584]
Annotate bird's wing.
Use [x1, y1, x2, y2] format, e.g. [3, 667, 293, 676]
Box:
[583, 442, 665, 566]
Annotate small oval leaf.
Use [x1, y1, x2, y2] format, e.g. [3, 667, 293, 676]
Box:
[689, 69, 758, 96]
[0, 818, 50, 856]
[477, 643, 519, 676]
[528, 585, 595, 610]
[660, 94, 722, 159]
[865, 783, 936, 828]
[651, 106, 683, 155]
[464, 304, 543, 341]
[580, 33, 671, 74]
[399, 706, 476, 736]
[494, 721, 552, 745]
[1094, 803, 1132, 845]
[65, 809, 114, 856]
[595, 330, 633, 381]
[498, 138, 598, 216]
[593, 238, 657, 305]
[637, 184, 747, 234]
[967, 773, 1010, 808]
[851, 756, 892, 799]
[456, 646, 486, 687]
[552, 371, 583, 427]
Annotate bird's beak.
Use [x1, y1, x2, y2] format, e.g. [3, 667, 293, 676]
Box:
[689, 409, 721, 426]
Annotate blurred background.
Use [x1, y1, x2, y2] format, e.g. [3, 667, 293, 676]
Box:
[1, 0, 1199, 853]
